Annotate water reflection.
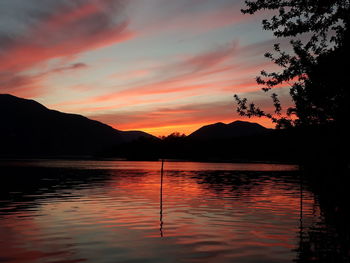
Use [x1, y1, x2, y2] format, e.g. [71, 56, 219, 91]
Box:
[0, 160, 348, 263]
[294, 167, 350, 263]
[160, 159, 164, 238]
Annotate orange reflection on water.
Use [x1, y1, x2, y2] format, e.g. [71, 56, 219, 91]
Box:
[0, 161, 320, 263]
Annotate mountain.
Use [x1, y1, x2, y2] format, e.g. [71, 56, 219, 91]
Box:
[0, 94, 156, 156]
[188, 120, 270, 140]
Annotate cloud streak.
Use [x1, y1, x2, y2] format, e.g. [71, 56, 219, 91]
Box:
[0, 0, 133, 96]
[65, 42, 238, 105]
[0, 62, 88, 96]
[0, 0, 285, 134]
[47, 38, 280, 118]
[89, 97, 276, 136]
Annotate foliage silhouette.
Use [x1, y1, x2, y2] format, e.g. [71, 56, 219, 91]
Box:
[159, 132, 186, 141]
[234, 0, 350, 128]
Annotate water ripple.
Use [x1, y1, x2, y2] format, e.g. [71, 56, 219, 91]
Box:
[0, 160, 340, 263]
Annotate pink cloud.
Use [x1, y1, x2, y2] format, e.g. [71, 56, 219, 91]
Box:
[0, 62, 89, 97]
[0, 23, 133, 73]
[47, 40, 276, 112]
[68, 42, 238, 104]
[0, 72, 46, 97]
[0, 0, 134, 96]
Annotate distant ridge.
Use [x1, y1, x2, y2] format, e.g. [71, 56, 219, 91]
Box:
[188, 120, 270, 140]
[0, 94, 156, 156]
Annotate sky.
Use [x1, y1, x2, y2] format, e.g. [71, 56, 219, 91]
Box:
[0, 0, 293, 136]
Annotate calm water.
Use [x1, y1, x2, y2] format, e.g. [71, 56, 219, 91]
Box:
[0, 160, 345, 262]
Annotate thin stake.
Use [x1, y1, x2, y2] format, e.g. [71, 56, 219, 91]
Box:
[160, 159, 164, 237]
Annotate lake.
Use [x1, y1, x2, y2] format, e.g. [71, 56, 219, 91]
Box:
[0, 160, 347, 263]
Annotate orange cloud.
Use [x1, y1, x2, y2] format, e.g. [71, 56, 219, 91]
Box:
[88, 99, 276, 136]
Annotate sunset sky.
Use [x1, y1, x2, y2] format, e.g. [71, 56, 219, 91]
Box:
[0, 0, 292, 136]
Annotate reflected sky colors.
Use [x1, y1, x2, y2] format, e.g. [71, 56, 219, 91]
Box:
[0, 161, 324, 263]
[0, 0, 292, 135]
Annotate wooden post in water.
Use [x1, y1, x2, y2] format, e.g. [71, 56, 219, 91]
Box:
[159, 159, 164, 237]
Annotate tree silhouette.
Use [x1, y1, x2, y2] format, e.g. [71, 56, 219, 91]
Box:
[234, 0, 350, 128]
[159, 132, 186, 141]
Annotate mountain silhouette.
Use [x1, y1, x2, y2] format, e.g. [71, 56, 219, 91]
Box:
[0, 94, 156, 156]
[188, 120, 270, 140]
